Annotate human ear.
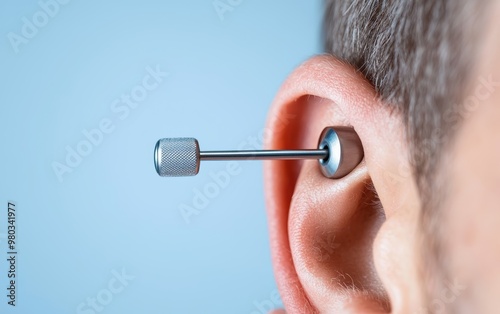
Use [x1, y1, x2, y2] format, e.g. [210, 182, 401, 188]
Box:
[263, 55, 423, 313]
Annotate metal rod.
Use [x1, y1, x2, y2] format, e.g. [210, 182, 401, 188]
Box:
[200, 149, 329, 161]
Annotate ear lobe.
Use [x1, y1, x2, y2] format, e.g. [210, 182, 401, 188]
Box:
[263, 55, 422, 313]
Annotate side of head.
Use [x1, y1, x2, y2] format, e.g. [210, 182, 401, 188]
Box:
[264, 1, 500, 312]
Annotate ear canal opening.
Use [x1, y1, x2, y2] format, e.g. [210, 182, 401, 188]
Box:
[319, 142, 330, 164]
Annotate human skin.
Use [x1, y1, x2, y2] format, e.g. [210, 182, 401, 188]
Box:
[262, 2, 500, 313]
[441, 3, 500, 312]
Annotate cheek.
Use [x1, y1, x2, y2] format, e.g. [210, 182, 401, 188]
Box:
[444, 93, 500, 311]
[444, 167, 500, 313]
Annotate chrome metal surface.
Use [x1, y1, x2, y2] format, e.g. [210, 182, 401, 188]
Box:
[318, 126, 364, 179]
[154, 126, 364, 179]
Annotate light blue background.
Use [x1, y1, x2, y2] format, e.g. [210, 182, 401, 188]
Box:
[0, 1, 321, 313]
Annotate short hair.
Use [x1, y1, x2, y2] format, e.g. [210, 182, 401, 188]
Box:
[324, 0, 486, 310]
